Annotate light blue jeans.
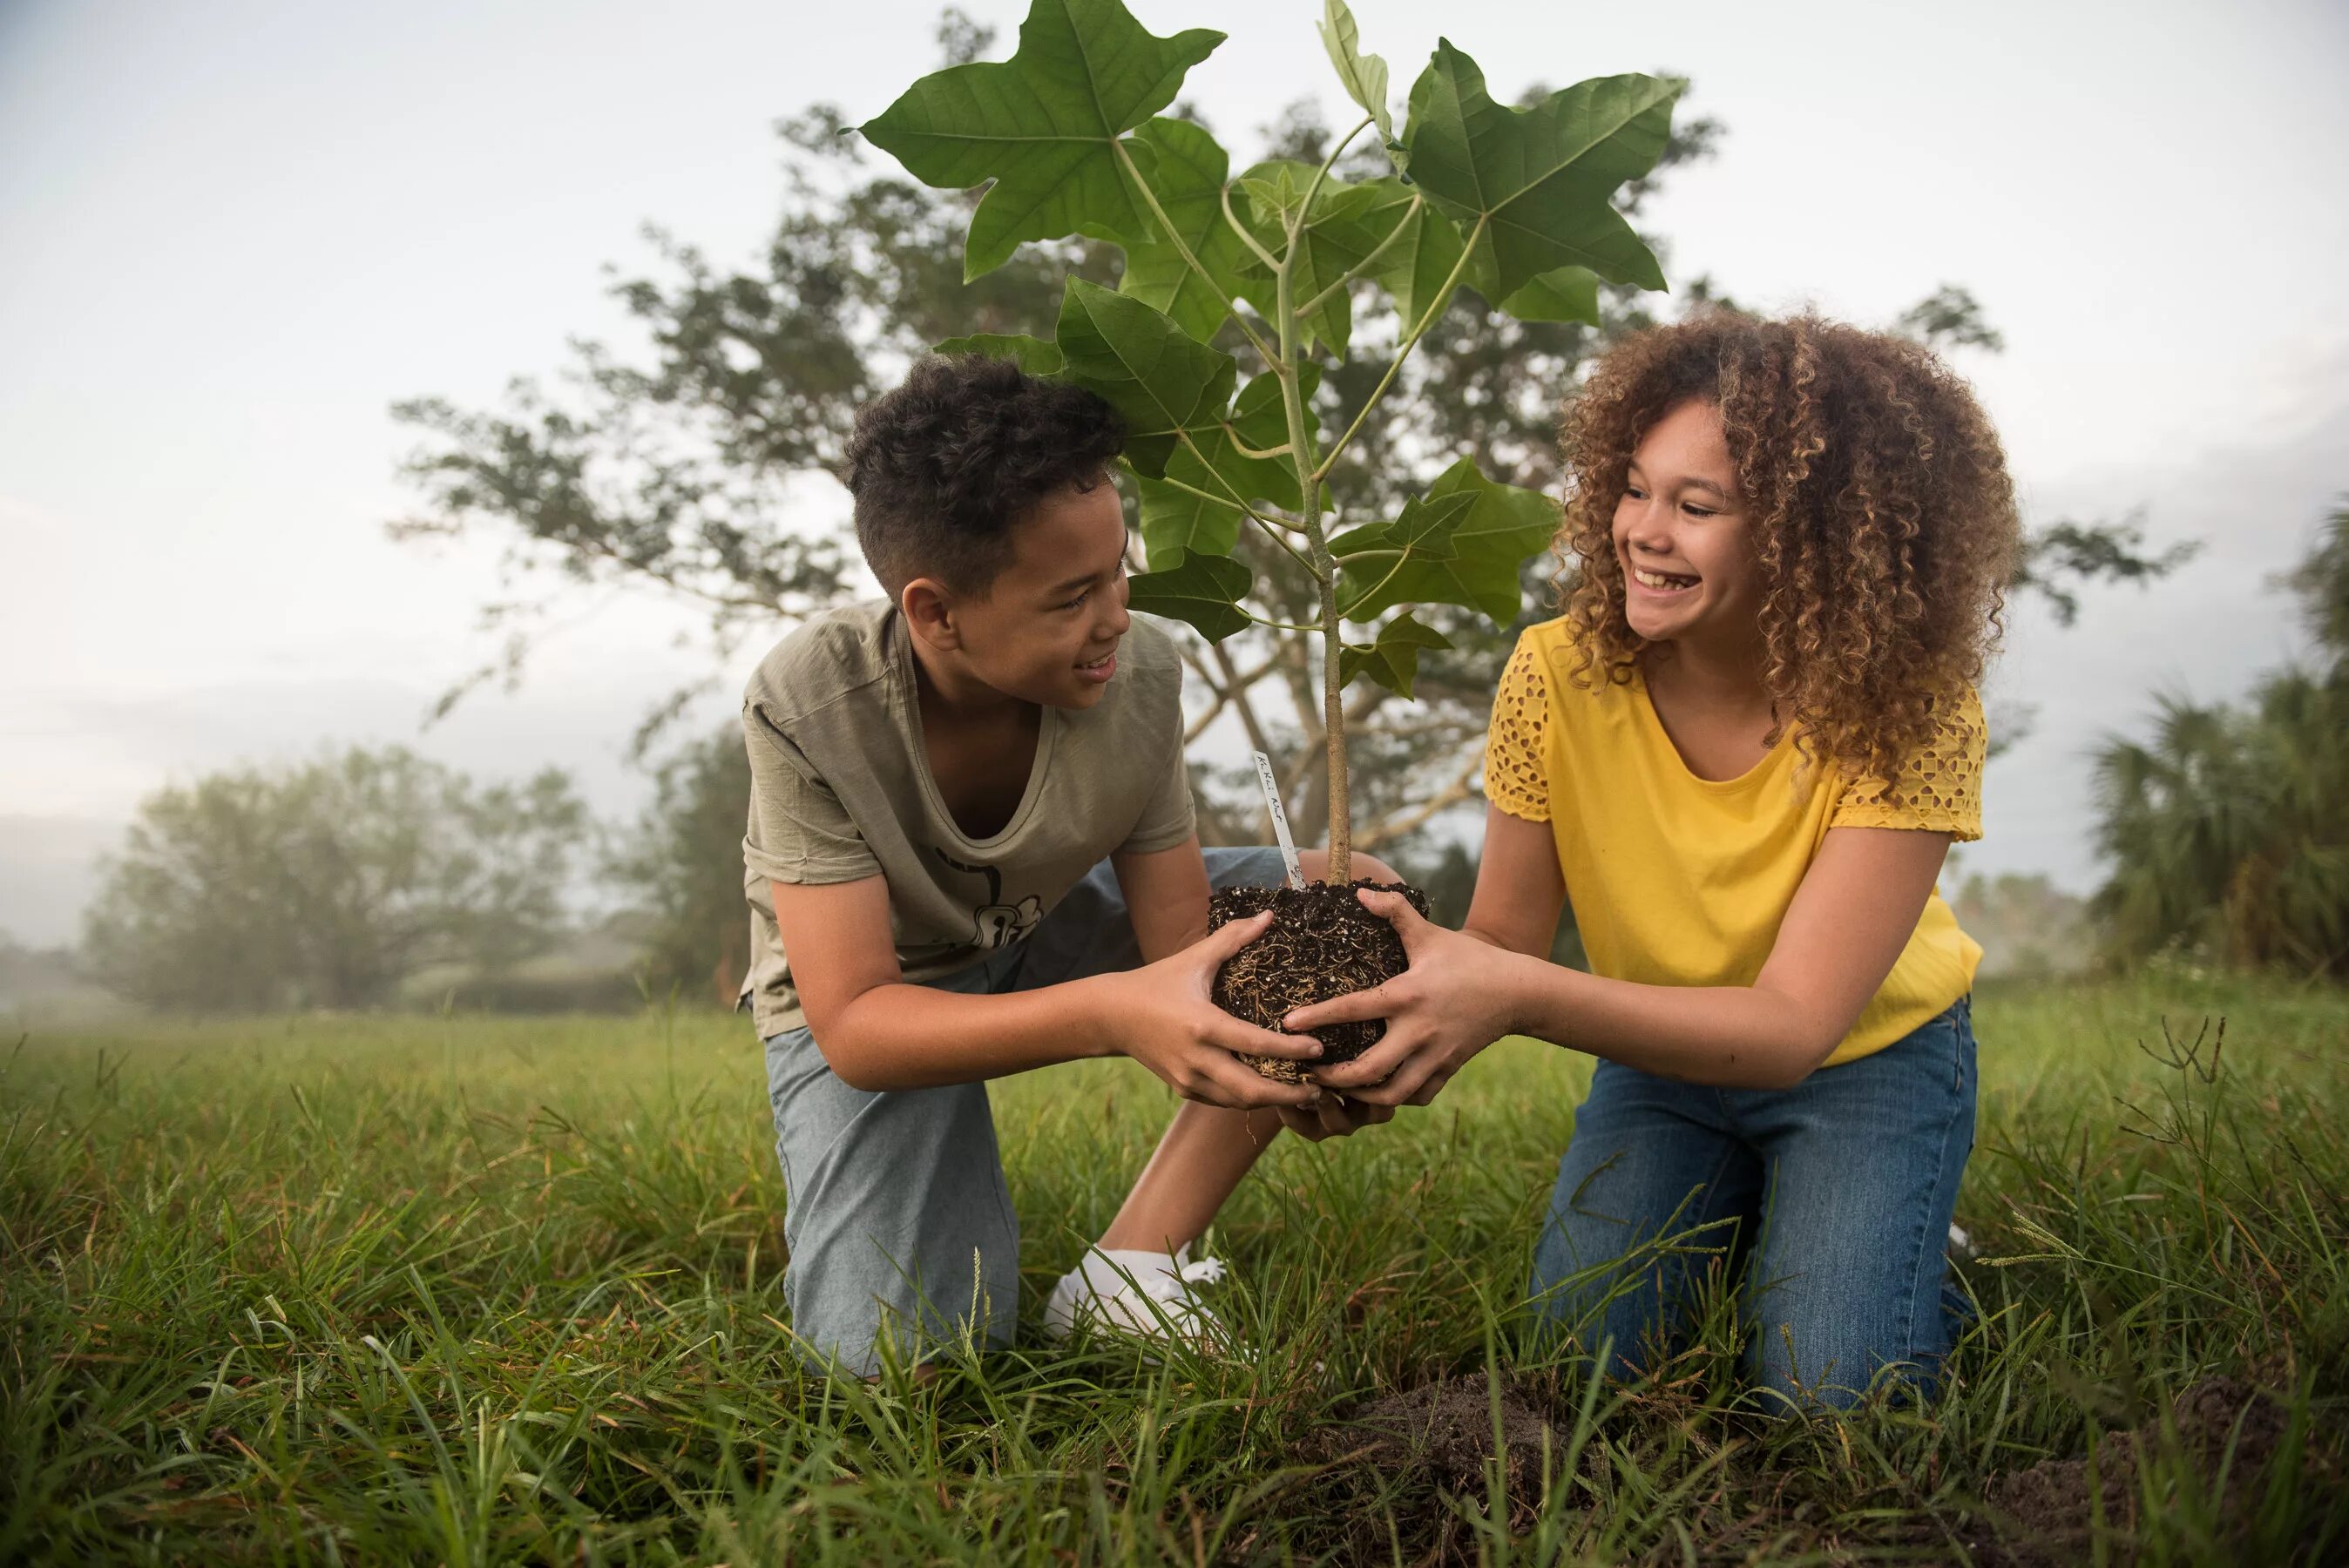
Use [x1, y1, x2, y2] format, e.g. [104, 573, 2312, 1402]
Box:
[762, 847, 1290, 1376]
[1528, 996, 1977, 1409]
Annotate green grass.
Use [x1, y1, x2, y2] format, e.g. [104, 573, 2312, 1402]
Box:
[3, 975, 2345, 1565]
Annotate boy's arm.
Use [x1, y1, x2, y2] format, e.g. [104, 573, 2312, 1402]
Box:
[775, 875, 1322, 1108]
[1108, 835, 1214, 961]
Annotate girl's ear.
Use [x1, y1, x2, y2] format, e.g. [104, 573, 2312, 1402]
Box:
[901, 578, 962, 652]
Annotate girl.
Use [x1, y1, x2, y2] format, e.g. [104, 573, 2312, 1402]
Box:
[1287, 312, 2021, 1409]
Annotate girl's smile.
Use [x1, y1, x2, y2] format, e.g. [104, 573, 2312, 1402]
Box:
[1611, 397, 1755, 648]
[1628, 564, 1701, 593]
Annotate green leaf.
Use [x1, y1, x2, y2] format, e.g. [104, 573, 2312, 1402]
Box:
[1338, 612, 1452, 697]
[1054, 278, 1236, 478]
[1330, 489, 1476, 621]
[1117, 118, 1253, 343]
[1345, 179, 1458, 329]
[860, 0, 1223, 280]
[1497, 266, 1602, 324]
[1232, 163, 1391, 355]
[1136, 365, 1322, 566]
[931, 333, 1066, 375]
[1330, 487, 1476, 564]
[1401, 42, 1675, 304]
[1126, 548, 1254, 640]
[1337, 457, 1559, 624]
[1355, 179, 1601, 326]
[1317, 0, 1391, 143]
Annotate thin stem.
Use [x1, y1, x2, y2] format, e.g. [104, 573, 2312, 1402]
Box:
[1244, 510, 1319, 577]
[1313, 214, 1487, 485]
[1113, 139, 1276, 364]
[1271, 175, 1352, 883]
[1157, 435, 1315, 572]
[1245, 612, 1321, 632]
[1168, 430, 1302, 534]
[1334, 549, 1411, 625]
[1219, 427, 1293, 463]
[1297, 192, 1423, 320]
[1294, 115, 1376, 235]
[1150, 470, 1268, 519]
[1222, 181, 1282, 273]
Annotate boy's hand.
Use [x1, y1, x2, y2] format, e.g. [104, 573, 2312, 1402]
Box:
[1102, 912, 1325, 1111]
[1284, 889, 1525, 1107]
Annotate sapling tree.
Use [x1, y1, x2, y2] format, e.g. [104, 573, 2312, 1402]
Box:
[861, 0, 1676, 887]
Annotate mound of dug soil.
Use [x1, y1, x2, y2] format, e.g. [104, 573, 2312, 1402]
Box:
[1984, 1375, 2310, 1565]
[1319, 1372, 1560, 1496]
[1208, 880, 1430, 1082]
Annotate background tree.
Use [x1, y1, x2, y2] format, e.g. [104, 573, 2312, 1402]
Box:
[395, 8, 2189, 983]
[2092, 499, 2349, 978]
[1947, 869, 2092, 980]
[83, 747, 587, 1012]
[605, 727, 755, 1005]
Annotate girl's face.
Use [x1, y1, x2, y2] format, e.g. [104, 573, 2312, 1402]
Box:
[1611, 397, 1759, 649]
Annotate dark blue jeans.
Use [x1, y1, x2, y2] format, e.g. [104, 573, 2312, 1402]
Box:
[1528, 996, 1977, 1409]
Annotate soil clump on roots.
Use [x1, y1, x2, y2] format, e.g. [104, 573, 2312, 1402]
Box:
[1208, 880, 1430, 1081]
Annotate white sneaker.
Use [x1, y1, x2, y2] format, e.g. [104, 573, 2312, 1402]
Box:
[1043, 1246, 1233, 1350]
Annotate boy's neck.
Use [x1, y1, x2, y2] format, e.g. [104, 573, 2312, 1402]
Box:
[906, 632, 1035, 727]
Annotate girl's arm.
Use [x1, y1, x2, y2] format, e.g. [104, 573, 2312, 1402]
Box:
[1292, 808, 1953, 1100]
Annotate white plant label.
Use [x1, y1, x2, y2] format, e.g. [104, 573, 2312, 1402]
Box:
[1251, 750, 1307, 889]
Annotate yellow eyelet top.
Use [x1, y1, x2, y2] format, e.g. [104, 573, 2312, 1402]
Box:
[1484, 618, 1986, 1067]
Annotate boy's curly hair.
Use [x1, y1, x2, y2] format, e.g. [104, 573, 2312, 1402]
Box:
[844, 355, 1126, 596]
[1556, 310, 2021, 783]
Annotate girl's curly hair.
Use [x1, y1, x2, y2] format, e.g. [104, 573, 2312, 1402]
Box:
[1556, 310, 2021, 784]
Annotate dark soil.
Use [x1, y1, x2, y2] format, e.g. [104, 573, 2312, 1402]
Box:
[1322, 1372, 1562, 1497]
[1980, 1375, 2313, 1565]
[1208, 879, 1430, 1082]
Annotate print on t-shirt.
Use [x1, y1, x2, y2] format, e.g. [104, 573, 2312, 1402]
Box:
[934, 848, 1044, 950]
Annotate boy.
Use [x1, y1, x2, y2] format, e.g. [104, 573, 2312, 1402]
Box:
[741, 355, 1392, 1375]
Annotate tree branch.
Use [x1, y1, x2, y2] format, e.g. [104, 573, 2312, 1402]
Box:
[1356, 746, 1485, 851]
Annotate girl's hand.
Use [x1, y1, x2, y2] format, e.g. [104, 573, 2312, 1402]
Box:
[1285, 889, 1525, 1106]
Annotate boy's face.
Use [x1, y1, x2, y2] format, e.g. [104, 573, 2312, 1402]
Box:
[934, 479, 1134, 710]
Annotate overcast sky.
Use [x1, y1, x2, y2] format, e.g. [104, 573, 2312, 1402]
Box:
[4, 0, 2346, 945]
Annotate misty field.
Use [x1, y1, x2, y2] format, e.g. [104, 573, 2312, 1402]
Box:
[3, 977, 2346, 1565]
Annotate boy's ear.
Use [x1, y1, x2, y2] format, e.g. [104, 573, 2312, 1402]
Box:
[901, 578, 963, 652]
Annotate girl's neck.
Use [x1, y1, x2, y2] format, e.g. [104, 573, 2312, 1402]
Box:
[1642, 623, 1770, 709]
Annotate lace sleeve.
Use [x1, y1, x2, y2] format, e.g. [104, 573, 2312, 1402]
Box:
[1481, 635, 1554, 823]
[1831, 686, 1986, 841]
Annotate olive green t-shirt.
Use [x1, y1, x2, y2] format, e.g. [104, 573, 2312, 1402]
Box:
[738, 600, 1196, 1037]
